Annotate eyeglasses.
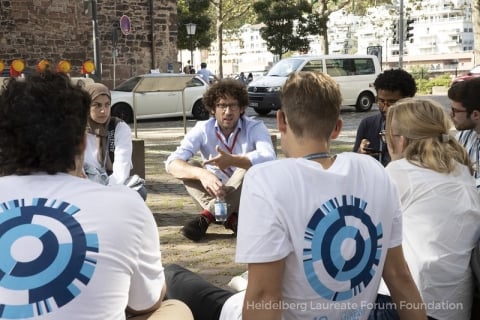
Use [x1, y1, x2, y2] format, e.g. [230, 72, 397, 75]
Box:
[451, 107, 467, 117]
[216, 103, 240, 111]
[377, 98, 399, 107]
[379, 130, 401, 143]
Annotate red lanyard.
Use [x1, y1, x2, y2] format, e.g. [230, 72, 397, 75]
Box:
[215, 128, 240, 153]
[215, 128, 241, 177]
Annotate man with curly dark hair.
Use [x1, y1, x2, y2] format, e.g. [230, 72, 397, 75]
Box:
[165, 78, 276, 241]
[0, 72, 193, 319]
[353, 68, 417, 166]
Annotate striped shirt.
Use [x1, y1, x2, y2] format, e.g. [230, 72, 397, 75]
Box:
[456, 129, 480, 190]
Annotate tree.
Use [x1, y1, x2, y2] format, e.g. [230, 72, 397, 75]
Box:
[209, 0, 254, 77]
[177, 0, 213, 52]
[473, 0, 480, 65]
[254, 0, 313, 59]
[310, 0, 351, 54]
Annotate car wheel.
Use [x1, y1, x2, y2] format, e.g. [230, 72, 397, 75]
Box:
[355, 92, 374, 112]
[192, 100, 209, 120]
[254, 107, 271, 115]
[112, 103, 134, 123]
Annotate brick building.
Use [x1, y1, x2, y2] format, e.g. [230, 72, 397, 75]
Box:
[0, 0, 178, 88]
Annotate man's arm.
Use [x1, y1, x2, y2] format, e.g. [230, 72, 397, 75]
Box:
[242, 260, 285, 320]
[110, 122, 133, 185]
[203, 146, 253, 170]
[167, 158, 210, 180]
[168, 159, 225, 198]
[353, 118, 368, 152]
[382, 246, 427, 320]
[125, 283, 166, 316]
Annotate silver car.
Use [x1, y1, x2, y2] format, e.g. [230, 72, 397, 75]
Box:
[110, 73, 210, 123]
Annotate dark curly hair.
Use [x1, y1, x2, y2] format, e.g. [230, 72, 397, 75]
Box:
[374, 69, 417, 97]
[202, 78, 248, 114]
[0, 71, 91, 175]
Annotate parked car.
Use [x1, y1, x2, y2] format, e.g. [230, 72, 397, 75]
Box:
[110, 73, 209, 123]
[247, 55, 380, 115]
[451, 65, 480, 85]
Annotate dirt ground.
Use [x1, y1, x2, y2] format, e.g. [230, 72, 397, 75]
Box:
[143, 131, 352, 290]
[144, 134, 247, 290]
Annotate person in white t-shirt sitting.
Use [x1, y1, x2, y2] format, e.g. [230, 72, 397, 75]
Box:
[164, 71, 427, 320]
[372, 98, 480, 320]
[0, 71, 193, 320]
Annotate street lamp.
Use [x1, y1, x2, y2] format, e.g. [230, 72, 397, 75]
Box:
[186, 23, 197, 71]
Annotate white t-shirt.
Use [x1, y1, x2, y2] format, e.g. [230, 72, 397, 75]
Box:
[228, 152, 402, 320]
[384, 159, 480, 320]
[84, 121, 133, 185]
[0, 174, 164, 319]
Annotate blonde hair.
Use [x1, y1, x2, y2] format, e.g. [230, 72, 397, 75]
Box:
[385, 98, 473, 174]
[281, 71, 342, 139]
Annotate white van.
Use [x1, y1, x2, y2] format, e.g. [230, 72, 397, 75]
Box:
[247, 54, 381, 114]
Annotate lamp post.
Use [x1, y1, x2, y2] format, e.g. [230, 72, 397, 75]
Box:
[186, 23, 197, 71]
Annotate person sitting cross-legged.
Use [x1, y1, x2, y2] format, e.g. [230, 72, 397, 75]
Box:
[165, 78, 276, 241]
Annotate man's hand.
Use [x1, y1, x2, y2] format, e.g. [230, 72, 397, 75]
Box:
[203, 146, 232, 170]
[359, 138, 380, 156]
[199, 169, 226, 198]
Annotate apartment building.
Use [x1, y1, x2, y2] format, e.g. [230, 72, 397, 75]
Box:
[205, 0, 475, 76]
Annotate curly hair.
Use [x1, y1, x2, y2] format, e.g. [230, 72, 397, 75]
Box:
[201, 78, 248, 114]
[0, 71, 91, 175]
[374, 69, 417, 97]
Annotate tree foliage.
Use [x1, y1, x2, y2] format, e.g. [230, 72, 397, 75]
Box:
[345, 0, 392, 15]
[253, 0, 313, 59]
[177, 0, 213, 50]
[473, 0, 480, 65]
[310, 0, 351, 54]
[208, 0, 254, 77]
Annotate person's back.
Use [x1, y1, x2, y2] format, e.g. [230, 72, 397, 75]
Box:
[0, 72, 192, 319]
[387, 159, 479, 319]
[236, 71, 426, 320]
[382, 98, 480, 319]
[197, 62, 217, 83]
[237, 152, 401, 319]
[0, 175, 158, 319]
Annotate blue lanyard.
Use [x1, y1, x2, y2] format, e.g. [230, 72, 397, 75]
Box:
[303, 152, 333, 160]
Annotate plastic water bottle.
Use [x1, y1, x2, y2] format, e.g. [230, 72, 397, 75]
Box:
[214, 198, 228, 223]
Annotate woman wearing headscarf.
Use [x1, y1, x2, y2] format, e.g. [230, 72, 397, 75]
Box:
[83, 83, 133, 186]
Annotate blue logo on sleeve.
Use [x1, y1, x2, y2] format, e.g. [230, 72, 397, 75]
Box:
[0, 198, 99, 319]
[303, 195, 383, 301]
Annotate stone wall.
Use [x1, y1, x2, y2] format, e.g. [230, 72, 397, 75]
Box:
[0, 0, 178, 88]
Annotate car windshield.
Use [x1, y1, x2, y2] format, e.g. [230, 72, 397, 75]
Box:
[113, 76, 141, 92]
[267, 59, 305, 77]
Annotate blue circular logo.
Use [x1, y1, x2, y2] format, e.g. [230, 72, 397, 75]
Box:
[0, 198, 99, 319]
[303, 195, 383, 301]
